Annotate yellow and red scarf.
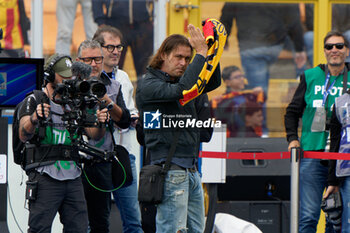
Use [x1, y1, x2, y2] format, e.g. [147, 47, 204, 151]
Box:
[179, 18, 227, 106]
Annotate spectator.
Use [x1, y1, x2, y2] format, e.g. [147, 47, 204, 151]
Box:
[76, 39, 131, 233]
[211, 65, 265, 137]
[56, 0, 97, 55]
[136, 24, 221, 232]
[220, 3, 307, 96]
[18, 54, 108, 232]
[237, 101, 264, 138]
[92, 0, 153, 79]
[284, 31, 350, 233]
[0, 0, 30, 58]
[92, 25, 143, 233]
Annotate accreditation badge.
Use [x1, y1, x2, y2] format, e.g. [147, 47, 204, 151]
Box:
[311, 107, 326, 132]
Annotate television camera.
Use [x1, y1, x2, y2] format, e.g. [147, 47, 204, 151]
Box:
[47, 62, 113, 163]
[53, 76, 107, 126]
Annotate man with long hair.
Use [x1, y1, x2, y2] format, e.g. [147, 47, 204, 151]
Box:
[136, 24, 221, 232]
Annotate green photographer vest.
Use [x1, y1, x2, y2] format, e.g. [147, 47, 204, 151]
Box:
[301, 65, 349, 151]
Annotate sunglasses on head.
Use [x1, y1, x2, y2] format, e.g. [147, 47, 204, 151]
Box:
[324, 43, 346, 50]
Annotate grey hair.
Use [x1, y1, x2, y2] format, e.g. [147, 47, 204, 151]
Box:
[324, 31, 349, 48]
[77, 39, 103, 57]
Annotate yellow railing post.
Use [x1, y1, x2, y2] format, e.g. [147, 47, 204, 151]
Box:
[314, 0, 332, 65]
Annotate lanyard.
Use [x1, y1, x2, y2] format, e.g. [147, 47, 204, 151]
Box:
[322, 65, 348, 106]
[102, 67, 118, 80]
[322, 73, 336, 106]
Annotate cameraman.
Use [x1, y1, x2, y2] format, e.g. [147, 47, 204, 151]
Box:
[18, 54, 109, 232]
[76, 39, 131, 233]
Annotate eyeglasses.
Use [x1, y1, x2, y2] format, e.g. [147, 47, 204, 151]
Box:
[230, 74, 245, 80]
[78, 56, 104, 65]
[102, 44, 124, 53]
[324, 43, 346, 50]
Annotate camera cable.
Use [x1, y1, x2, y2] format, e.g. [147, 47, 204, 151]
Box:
[82, 117, 127, 192]
[82, 156, 126, 192]
[7, 183, 24, 233]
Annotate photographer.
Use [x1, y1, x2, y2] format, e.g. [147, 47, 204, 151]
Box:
[76, 39, 131, 233]
[323, 92, 350, 233]
[18, 54, 109, 233]
[92, 25, 143, 232]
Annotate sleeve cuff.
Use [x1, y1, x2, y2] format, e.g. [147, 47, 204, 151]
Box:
[287, 135, 299, 143]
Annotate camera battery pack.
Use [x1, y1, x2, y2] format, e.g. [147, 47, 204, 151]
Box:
[26, 180, 38, 201]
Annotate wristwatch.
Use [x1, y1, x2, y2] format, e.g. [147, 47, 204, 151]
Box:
[107, 101, 114, 111]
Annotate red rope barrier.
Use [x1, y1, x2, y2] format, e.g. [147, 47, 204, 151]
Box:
[199, 151, 350, 160]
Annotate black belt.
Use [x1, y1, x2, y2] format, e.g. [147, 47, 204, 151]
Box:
[24, 144, 80, 171]
[162, 163, 197, 173]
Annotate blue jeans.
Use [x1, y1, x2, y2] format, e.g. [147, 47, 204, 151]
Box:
[299, 158, 335, 233]
[340, 177, 350, 233]
[156, 170, 205, 233]
[240, 44, 284, 95]
[112, 154, 143, 233]
[303, 31, 314, 66]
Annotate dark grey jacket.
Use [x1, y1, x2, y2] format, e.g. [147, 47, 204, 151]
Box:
[136, 55, 221, 162]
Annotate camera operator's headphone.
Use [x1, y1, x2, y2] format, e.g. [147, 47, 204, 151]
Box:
[44, 54, 72, 84]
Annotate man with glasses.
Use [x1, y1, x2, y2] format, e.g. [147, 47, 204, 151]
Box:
[303, 4, 350, 67]
[92, 25, 143, 233]
[77, 39, 131, 233]
[285, 31, 350, 233]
